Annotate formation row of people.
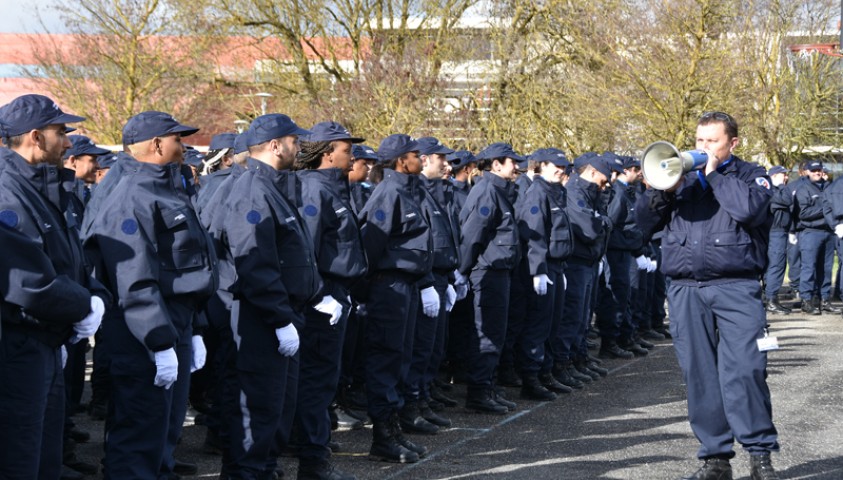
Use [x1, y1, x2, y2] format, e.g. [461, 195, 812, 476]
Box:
[0, 93, 672, 480]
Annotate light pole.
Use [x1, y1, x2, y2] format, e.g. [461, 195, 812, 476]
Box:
[234, 119, 249, 133]
[255, 92, 273, 115]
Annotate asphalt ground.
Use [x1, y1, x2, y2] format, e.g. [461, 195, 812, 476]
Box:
[70, 302, 843, 480]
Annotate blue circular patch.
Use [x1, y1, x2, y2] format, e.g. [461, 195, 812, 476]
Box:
[246, 210, 261, 225]
[121, 219, 138, 235]
[304, 204, 318, 217]
[530, 206, 539, 215]
[577, 199, 585, 208]
[0, 210, 19, 228]
[479, 206, 491, 216]
[374, 210, 386, 222]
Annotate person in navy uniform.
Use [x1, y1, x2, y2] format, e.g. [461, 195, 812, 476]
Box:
[764, 165, 794, 314]
[636, 111, 780, 480]
[551, 154, 612, 390]
[292, 121, 368, 480]
[357, 134, 436, 463]
[447, 150, 476, 215]
[513, 148, 574, 400]
[398, 136, 460, 435]
[83, 111, 218, 479]
[196, 132, 237, 210]
[0, 95, 108, 480]
[793, 160, 838, 315]
[458, 142, 522, 414]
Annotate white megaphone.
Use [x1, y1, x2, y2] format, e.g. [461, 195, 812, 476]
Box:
[641, 141, 709, 190]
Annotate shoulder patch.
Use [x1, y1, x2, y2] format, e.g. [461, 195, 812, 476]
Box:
[530, 205, 540, 215]
[755, 177, 771, 189]
[304, 204, 318, 217]
[479, 206, 491, 216]
[374, 209, 387, 222]
[577, 199, 585, 208]
[121, 218, 138, 235]
[0, 210, 19, 229]
[246, 210, 262, 225]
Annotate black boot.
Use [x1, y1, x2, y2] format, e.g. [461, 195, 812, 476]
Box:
[539, 372, 572, 394]
[749, 453, 779, 480]
[565, 361, 593, 383]
[398, 401, 439, 435]
[821, 299, 842, 314]
[801, 297, 820, 315]
[519, 374, 557, 401]
[492, 387, 517, 411]
[465, 387, 508, 414]
[429, 383, 458, 407]
[573, 359, 600, 381]
[390, 413, 428, 458]
[551, 362, 584, 389]
[766, 299, 791, 315]
[332, 404, 364, 431]
[584, 359, 608, 377]
[681, 458, 732, 480]
[635, 335, 655, 349]
[297, 459, 357, 480]
[418, 399, 451, 428]
[618, 338, 649, 357]
[599, 341, 634, 359]
[368, 418, 419, 463]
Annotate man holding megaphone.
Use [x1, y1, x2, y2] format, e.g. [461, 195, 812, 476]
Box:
[636, 112, 780, 480]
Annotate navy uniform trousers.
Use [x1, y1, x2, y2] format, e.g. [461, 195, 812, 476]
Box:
[0, 330, 64, 480]
[404, 273, 448, 403]
[764, 229, 789, 299]
[467, 269, 511, 388]
[798, 229, 834, 302]
[553, 260, 596, 363]
[519, 260, 564, 375]
[365, 274, 419, 421]
[668, 280, 779, 459]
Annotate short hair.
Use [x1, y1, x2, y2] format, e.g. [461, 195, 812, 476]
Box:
[698, 111, 738, 139]
[478, 157, 506, 172]
[3, 133, 24, 148]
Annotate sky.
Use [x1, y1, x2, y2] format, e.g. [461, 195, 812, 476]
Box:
[0, 0, 67, 33]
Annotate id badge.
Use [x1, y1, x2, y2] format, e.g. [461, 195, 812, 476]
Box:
[756, 328, 779, 352]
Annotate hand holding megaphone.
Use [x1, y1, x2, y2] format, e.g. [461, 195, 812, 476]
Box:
[641, 141, 709, 191]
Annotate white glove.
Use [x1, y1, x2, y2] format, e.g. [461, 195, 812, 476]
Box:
[445, 284, 457, 312]
[276, 324, 300, 356]
[533, 274, 553, 296]
[593, 210, 600, 218]
[835, 224, 843, 239]
[455, 283, 468, 301]
[72, 296, 105, 343]
[788, 233, 798, 245]
[562, 274, 567, 289]
[646, 258, 657, 273]
[635, 255, 649, 270]
[60, 345, 67, 369]
[421, 286, 440, 318]
[598, 259, 604, 276]
[191, 335, 206, 373]
[314, 295, 344, 325]
[153, 348, 179, 389]
[453, 270, 468, 286]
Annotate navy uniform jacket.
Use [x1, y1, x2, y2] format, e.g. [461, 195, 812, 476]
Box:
[822, 175, 843, 230]
[606, 180, 645, 254]
[84, 155, 218, 352]
[635, 156, 772, 284]
[297, 168, 367, 291]
[450, 179, 471, 215]
[222, 158, 322, 326]
[202, 163, 245, 302]
[458, 173, 521, 274]
[769, 184, 793, 232]
[358, 169, 434, 286]
[516, 175, 573, 276]
[0, 150, 108, 347]
[196, 167, 233, 216]
[793, 179, 832, 231]
[565, 173, 611, 264]
[419, 175, 460, 273]
[349, 181, 373, 216]
[81, 152, 133, 237]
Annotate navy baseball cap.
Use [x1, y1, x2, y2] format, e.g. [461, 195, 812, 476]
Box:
[233, 132, 249, 154]
[122, 111, 199, 145]
[573, 152, 598, 169]
[65, 135, 111, 158]
[247, 114, 311, 147]
[305, 121, 365, 143]
[768, 165, 787, 176]
[183, 148, 204, 168]
[377, 134, 420, 163]
[622, 155, 640, 169]
[603, 152, 625, 173]
[97, 153, 120, 169]
[352, 144, 378, 161]
[531, 148, 569, 168]
[447, 150, 476, 168]
[805, 160, 823, 171]
[476, 143, 525, 162]
[587, 154, 613, 178]
[0, 94, 85, 136]
[209, 133, 237, 151]
[416, 136, 455, 156]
